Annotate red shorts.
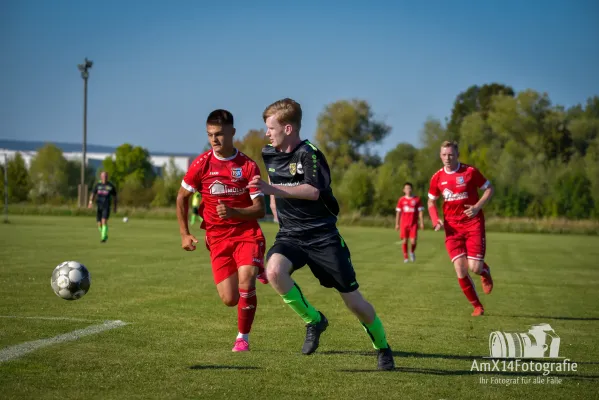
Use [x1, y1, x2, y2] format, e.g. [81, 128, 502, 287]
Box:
[205, 234, 265, 284]
[444, 219, 486, 263]
[400, 224, 419, 239]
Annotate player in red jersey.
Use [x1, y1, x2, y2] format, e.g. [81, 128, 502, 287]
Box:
[395, 182, 425, 263]
[427, 141, 494, 316]
[176, 109, 268, 352]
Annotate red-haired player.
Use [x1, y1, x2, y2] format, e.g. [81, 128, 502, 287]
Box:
[427, 141, 494, 316]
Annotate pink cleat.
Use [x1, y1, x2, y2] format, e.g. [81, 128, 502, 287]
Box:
[257, 272, 269, 285]
[232, 338, 250, 352]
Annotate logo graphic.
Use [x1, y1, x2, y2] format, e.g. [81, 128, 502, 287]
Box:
[297, 162, 304, 174]
[268, 168, 275, 172]
[231, 168, 242, 179]
[411, 200, 416, 205]
[457, 176, 465, 185]
[442, 188, 468, 202]
[489, 324, 561, 359]
[289, 163, 297, 175]
[209, 171, 218, 175]
[209, 181, 246, 196]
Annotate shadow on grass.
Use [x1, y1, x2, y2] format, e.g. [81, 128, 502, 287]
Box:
[499, 315, 599, 322]
[321, 350, 482, 361]
[338, 366, 599, 380]
[189, 365, 261, 371]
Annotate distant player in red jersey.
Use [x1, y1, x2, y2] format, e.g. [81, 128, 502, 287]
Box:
[395, 182, 425, 263]
[176, 109, 267, 352]
[427, 141, 495, 317]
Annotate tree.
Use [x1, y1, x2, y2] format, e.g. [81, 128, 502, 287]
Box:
[373, 162, 410, 216]
[336, 161, 375, 213]
[65, 160, 95, 200]
[151, 157, 184, 207]
[447, 83, 515, 139]
[234, 129, 269, 177]
[102, 143, 156, 189]
[29, 144, 69, 203]
[0, 153, 31, 203]
[315, 99, 391, 176]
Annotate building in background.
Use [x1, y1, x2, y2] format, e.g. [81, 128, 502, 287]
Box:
[0, 139, 196, 176]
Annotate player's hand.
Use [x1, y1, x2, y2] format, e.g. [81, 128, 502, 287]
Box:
[433, 220, 444, 231]
[181, 234, 199, 251]
[464, 205, 480, 218]
[247, 175, 273, 195]
[420, 223, 425, 230]
[394, 224, 399, 231]
[216, 200, 235, 219]
[87, 201, 92, 209]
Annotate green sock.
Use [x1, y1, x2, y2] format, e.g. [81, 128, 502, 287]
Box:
[281, 283, 321, 325]
[191, 215, 196, 224]
[101, 225, 108, 240]
[98, 226, 102, 233]
[361, 315, 389, 350]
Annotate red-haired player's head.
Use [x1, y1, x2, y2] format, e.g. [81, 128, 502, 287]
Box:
[440, 140, 460, 171]
[206, 109, 236, 158]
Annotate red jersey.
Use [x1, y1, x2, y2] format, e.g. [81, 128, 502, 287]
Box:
[396, 196, 424, 226]
[182, 149, 263, 237]
[428, 163, 490, 225]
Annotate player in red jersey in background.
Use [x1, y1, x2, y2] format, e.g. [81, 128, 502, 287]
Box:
[427, 141, 494, 316]
[176, 109, 268, 352]
[395, 182, 425, 263]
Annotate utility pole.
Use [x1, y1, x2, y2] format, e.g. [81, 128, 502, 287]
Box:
[3, 153, 8, 223]
[77, 58, 93, 207]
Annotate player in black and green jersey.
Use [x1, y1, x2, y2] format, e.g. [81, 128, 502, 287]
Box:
[88, 171, 117, 242]
[248, 98, 395, 371]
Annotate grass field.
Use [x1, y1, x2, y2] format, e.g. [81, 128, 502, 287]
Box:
[0, 216, 598, 400]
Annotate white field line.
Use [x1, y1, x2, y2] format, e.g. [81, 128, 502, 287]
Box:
[0, 315, 98, 322]
[0, 320, 128, 363]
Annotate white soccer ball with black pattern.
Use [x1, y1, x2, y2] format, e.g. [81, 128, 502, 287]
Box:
[51, 261, 91, 300]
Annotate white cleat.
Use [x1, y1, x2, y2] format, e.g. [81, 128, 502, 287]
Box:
[409, 253, 416, 262]
[404, 259, 409, 264]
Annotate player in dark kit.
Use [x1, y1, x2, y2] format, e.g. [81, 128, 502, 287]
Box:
[248, 98, 395, 371]
[88, 171, 117, 242]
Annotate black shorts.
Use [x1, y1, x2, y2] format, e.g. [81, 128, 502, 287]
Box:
[266, 233, 359, 293]
[96, 206, 110, 222]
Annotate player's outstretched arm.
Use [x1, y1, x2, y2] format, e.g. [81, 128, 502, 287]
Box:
[217, 196, 266, 220]
[427, 198, 443, 231]
[176, 186, 199, 251]
[247, 176, 319, 201]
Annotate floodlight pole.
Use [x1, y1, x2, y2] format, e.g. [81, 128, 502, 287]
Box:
[78, 58, 93, 207]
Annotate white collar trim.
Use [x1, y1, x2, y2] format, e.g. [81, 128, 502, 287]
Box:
[444, 162, 461, 174]
[212, 149, 238, 161]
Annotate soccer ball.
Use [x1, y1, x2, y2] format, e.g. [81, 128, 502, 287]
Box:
[123, 217, 129, 223]
[51, 261, 91, 300]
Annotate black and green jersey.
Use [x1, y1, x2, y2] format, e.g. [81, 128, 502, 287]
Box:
[262, 140, 340, 239]
[92, 181, 117, 208]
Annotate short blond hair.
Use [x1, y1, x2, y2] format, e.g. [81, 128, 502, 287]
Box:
[263, 98, 302, 130]
[441, 140, 459, 151]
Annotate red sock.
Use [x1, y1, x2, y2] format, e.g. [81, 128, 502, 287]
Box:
[402, 243, 408, 258]
[238, 288, 257, 334]
[411, 242, 417, 253]
[458, 276, 482, 308]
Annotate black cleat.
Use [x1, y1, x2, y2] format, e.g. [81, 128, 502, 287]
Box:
[377, 346, 395, 371]
[302, 312, 328, 355]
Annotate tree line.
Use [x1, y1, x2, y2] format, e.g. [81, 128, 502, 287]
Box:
[1, 83, 598, 219]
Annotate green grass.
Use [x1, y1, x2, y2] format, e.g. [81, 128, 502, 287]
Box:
[0, 216, 598, 400]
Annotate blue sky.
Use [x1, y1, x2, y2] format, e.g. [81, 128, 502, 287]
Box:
[1, 0, 598, 156]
